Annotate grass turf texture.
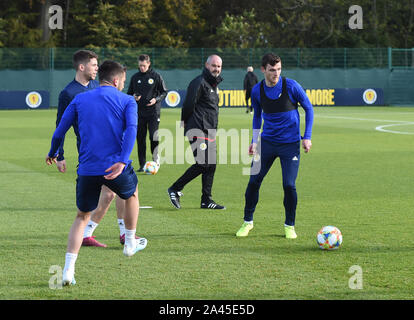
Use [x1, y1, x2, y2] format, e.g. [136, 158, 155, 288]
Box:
[0, 107, 413, 300]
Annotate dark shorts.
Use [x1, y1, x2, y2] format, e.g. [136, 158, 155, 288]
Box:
[76, 164, 138, 212]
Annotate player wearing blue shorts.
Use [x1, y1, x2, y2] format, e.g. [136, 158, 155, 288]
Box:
[56, 50, 129, 248]
[46, 60, 147, 286]
[236, 53, 314, 239]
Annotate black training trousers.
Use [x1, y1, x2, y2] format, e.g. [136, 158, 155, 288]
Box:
[171, 136, 217, 203]
[137, 114, 159, 168]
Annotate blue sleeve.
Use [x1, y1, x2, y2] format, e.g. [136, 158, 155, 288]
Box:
[49, 99, 76, 158]
[251, 84, 262, 143]
[120, 97, 138, 164]
[56, 90, 71, 161]
[290, 80, 314, 140]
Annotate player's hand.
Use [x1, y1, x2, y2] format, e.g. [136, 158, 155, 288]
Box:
[56, 159, 67, 173]
[45, 155, 57, 165]
[146, 98, 156, 106]
[104, 162, 126, 180]
[133, 94, 141, 101]
[302, 139, 312, 153]
[248, 143, 257, 155]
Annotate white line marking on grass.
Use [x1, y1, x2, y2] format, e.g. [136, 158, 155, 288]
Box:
[316, 115, 409, 123]
[315, 115, 414, 135]
[375, 123, 414, 135]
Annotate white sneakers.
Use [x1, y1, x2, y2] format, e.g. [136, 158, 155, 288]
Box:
[61, 238, 148, 287]
[62, 268, 76, 286]
[123, 237, 148, 257]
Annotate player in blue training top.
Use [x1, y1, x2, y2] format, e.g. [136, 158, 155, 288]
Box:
[236, 53, 314, 239]
[56, 50, 129, 248]
[46, 60, 147, 286]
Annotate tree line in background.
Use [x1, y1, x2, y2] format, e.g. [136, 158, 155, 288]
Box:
[0, 0, 413, 49]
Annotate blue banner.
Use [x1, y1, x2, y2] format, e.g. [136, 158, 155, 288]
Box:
[0, 88, 384, 110]
[0, 91, 50, 110]
[161, 88, 384, 108]
[305, 88, 384, 106]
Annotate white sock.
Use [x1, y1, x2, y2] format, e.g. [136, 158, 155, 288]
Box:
[64, 252, 78, 273]
[118, 219, 125, 236]
[83, 220, 98, 238]
[125, 229, 136, 248]
[244, 220, 253, 224]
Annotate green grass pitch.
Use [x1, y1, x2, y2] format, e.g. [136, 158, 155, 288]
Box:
[0, 106, 413, 300]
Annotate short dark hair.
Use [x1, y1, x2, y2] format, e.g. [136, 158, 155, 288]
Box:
[98, 60, 127, 83]
[72, 49, 98, 70]
[138, 54, 150, 63]
[261, 53, 281, 68]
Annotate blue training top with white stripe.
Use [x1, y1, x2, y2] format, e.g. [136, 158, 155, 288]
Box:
[251, 77, 314, 144]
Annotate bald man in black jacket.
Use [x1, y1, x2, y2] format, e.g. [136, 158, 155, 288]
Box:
[243, 66, 258, 113]
[167, 54, 226, 210]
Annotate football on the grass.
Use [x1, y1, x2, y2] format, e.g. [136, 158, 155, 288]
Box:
[143, 161, 159, 175]
[316, 226, 342, 250]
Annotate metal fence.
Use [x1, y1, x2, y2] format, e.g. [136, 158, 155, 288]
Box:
[0, 47, 413, 70]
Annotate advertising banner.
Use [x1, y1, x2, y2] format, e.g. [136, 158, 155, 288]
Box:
[0, 91, 50, 110]
[0, 88, 384, 110]
[162, 88, 384, 108]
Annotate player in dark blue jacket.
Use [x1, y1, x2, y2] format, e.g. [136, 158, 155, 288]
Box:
[236, 53, 314, 239]
[46, 60, 147, 286]
[56, 53, 99, 171]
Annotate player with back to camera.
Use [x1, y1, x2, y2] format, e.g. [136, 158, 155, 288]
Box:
[56, 50, 130, 248]
[236, 53, 314, 239]
[243, 66, 259, 114]
[46, 60, 147, 286]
